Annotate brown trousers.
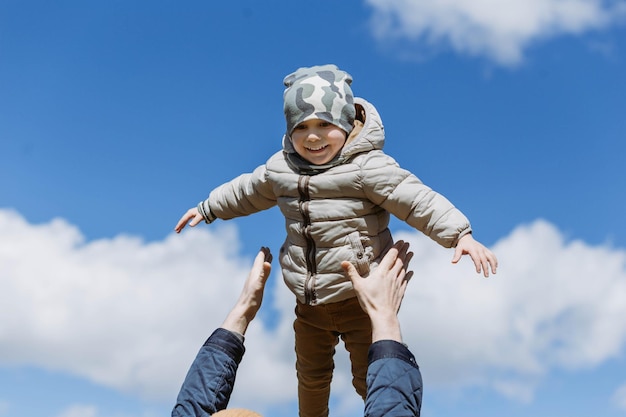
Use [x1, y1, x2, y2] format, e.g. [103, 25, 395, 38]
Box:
[294, 296, 372, 417]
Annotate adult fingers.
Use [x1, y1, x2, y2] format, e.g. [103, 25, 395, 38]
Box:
[379, 241, 401, 270]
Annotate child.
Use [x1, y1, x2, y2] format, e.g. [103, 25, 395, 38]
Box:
[175, 64, 498, 417]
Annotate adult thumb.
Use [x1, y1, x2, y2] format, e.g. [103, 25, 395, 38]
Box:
[341, 261, 358, 282]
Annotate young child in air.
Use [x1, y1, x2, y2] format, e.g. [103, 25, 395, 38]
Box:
[175, 64, 498, 417]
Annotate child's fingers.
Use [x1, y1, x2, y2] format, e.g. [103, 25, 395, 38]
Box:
[174, 209, 196, 232]
[481, 258, 490, 277]
[190, 214, 204, 227]
[174, 216, 188, 232]
[451, 246, 462, 264]
[489, 253, 498, 274]
[479, 250, 499, 277]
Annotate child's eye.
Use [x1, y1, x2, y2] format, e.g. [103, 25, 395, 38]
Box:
[294, 124, 307, 130]
[319, 121, 330, 127]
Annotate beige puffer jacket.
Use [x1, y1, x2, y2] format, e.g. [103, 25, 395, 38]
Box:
[203, 98, 471, 305]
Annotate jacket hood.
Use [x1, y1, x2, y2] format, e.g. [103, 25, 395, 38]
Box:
[282, 97, 384, 174]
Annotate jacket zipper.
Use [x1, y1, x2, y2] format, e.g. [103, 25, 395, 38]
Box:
[298, 175, 317, 304]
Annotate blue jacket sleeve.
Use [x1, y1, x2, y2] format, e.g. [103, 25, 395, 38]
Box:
[172, 328, 245, 417]
[364, 340, 423, 417]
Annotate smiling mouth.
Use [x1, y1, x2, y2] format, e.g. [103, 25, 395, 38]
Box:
[306, 144, 328, 152]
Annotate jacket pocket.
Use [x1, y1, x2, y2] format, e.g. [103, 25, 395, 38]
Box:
[347, 231, 371, 276]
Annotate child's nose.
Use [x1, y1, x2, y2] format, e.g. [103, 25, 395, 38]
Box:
[307, 131, 321, 140]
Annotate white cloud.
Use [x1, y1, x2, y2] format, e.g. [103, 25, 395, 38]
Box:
[613, 382, 626, 410]
[364, 0, 626, 65]
[54, 403, 160, 417]
[0, 208, 295, 406]
[56, 404, 98, 417]
[1, 210, 626, 413]
[395, 219, 626, 401]
[53, 404, 148, 417]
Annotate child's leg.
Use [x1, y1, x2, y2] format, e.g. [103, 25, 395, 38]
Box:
[294, 301, 339, 417]
[337, 297, 372, 399]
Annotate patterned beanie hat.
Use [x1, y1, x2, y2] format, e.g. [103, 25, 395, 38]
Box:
[283, 64, 355, 136]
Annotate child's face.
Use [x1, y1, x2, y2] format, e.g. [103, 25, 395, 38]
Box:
[290, 119, 347, 165]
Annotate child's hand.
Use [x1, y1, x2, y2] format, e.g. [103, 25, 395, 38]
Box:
[451, 233, 498, 277]
[174, 207, 205, 233]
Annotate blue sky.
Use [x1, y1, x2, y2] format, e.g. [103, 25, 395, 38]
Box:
[1, 1, 626, 416]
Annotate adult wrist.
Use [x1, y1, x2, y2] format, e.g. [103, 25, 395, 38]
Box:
[370, 315, 402, 343]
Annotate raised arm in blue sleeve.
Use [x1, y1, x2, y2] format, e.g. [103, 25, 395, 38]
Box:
[172, 328, 245, 417]
[365, 340, 423, 417]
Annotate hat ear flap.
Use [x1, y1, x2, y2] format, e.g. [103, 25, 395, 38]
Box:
[283, 73, 296, 88]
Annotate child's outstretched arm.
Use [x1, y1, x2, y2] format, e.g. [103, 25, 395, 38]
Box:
[174, 165, 278, 235]
[174, 207, 206, 233]
[451, 233, 498, 277]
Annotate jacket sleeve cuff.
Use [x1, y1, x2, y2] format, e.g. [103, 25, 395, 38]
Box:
[368, 340, 418, 369]
[205, 328, 246, 364]
[453, 226, 473, 247]
[197, 200, 217, 224]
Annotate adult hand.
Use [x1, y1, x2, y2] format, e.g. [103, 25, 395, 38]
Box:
[342, 241, 413, 343]
[221, 247, 273, 335]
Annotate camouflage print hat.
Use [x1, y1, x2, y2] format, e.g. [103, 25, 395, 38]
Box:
[283, 64, 355, 136]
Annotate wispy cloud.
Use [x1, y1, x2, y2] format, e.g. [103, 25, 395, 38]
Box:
[613, 382, 626, 410]
[364, 0, 626, 65]
[56, 404, 98, 417]
[1, 210, 625, 414]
